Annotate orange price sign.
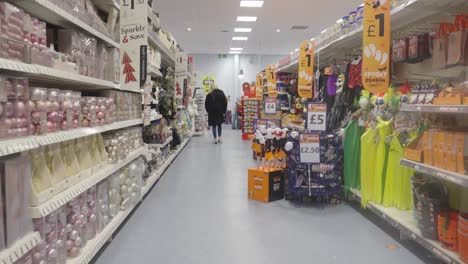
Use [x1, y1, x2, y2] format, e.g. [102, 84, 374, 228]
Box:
[298, 41, 315, 98]
[266, 64, 277, 98]
[362, 0, 391, 94]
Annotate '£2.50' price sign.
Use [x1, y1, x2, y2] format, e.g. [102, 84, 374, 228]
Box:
[299, 133, 320, 163]
[307, 103, 326, 131]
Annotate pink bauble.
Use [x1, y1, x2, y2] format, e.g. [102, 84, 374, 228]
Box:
[74, 236, 82, 247]
[81, 106, 89, 114]
[37, 101, 47, 112]
[68, 230, 79, 240]
[96, 111, 104, 119]
[29, 100, 36, 110]
[46, 231, 56, 242]
[46, 121, 55, 131]
[60, 120, 68, 130]
[60, 101, 70, 111]
[47, 248, 58, 259]
[56, 239, 64, 250]
[57, 111, 65, 122]
[88, 214, 97, 223]
[51, 101, 59, 111]
[72, 102, 80, 111]
[18, 118, 28, 127]
[32, 251, 42, 262]
[7, 129, 15, 136]
[81, 119, 89, 127]
[99, 105, 106, 112]
[98, 119, 105, 126]
[36, 241, 46, 251]
[89, 105, 96, 112]
[65, 224, 73, 233]
[68, 247, 80, 257]
[4, 118, 12, 129]
[16, 101, 26, 117]
[47, 111, 58, 122]
[16, 84, 25, 97]
[5, 102, 14, 117]
[31, 88, 43, 101]
[45, 101, 52, 112]
[66, 240, 74, 250]
[72, 119, 80, 128]
[48, 90, 58, 100]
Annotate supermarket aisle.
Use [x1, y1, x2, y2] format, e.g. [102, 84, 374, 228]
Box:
[95, 128, 428, 264]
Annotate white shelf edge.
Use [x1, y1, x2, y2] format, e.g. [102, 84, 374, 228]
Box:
[30, 147, 146, 218]
[148, 136, 173, 148]
[69, 138, 190, 264]
[400, 104, 468, 114]
[142, 138, 190, 197]
[400, 159, 468, 187]
[0, 119, 143, 158]
[0, 232, 41, 264]
[349, 188, 463, 264]
[0, 58, 118, 89]
[10, 0, 118, 48]
[151, 114, 163, 122]
[149, 69, 163, 79]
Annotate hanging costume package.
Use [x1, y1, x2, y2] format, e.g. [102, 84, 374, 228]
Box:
[372, 118, 391, 205]
[344, 119, 364, 194]
[360, 128, 377, 207]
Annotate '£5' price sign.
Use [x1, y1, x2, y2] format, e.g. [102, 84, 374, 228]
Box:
[299, 133, 320, 163]
[307, 103, 327, 131]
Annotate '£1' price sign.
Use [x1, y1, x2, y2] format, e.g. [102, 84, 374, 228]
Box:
[299, 133, 320, 163]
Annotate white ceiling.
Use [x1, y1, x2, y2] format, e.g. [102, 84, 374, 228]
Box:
[155, 0, 363, 55]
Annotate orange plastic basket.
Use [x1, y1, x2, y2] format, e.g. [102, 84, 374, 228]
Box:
[438, 212, 459, 252]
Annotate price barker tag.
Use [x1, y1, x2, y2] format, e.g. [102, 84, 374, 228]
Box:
[307, 103, 327, 131]
[299, 133, 320, 163]
[264, 97, 277, 114]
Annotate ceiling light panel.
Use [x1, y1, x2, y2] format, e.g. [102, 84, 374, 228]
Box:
[234, 28, 252, 32]
[229, 51, 242, 54]
[240, 1, 264, 7]
[232, 36, 248, 40]
[230, 48, 243, 51]
[237, 16, 257, 22]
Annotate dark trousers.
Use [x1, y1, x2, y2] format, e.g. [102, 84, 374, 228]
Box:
[212, 124, 222, 138]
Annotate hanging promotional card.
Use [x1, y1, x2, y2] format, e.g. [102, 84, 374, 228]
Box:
[256, 85, 263, 101]
[264, 97, 277, 114]
[266, 64, 277, 98]
[362, 0, 391, 94]
[298, 41, 315, 98]
[256, 73, 263, 88]
[175, 72, 184, 99]
[120, 0, 147, 91]
[299, 133, 321, 163]
[306, 103, 327, 131]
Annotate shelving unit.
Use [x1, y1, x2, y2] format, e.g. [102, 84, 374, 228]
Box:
[8, 0, 118, 48]
[349, 189, 463, 264]
[149, 68, 163, 79]
[30, 147, 146, 218]
[0, 232, 41, 264]
[149, 136, 173, 149]
[401, 160, 468, 187]
[275, 0, 467, 72]
[68, 139, 190, 264]
[0, 119, 143, 158]
[148, 31, 176, 66]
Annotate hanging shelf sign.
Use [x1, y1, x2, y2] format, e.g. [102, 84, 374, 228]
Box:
[362, 0, 391, 94]
[298, 40, 314, 98]
[266, 64, 277, 98]
[299, 133, 320, 164]
[120, 0, 148, 91]
[256, 73, 263, 88]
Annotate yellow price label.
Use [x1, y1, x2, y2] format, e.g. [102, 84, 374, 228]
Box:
[266, 64, 277, 98]
[362, 0, 391, 94]
[298, 41, 314, 98]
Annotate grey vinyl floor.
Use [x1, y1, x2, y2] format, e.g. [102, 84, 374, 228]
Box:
[94, 127, 433, 264]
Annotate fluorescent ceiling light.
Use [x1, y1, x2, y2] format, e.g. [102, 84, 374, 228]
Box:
[336, 18, 343, 24]
[321, 29, 327, 34]
[232, 36, 248, 40]
[240, 1, 264, 7]
[237, 16, 257, 22]
[294, 48, 299, 52]
[276, 29, 281, 32]
[230, 48, 243, 51]
[229, 51, 242, 54]
[289, 52, 293, 55]
[187, 28, 192, 31]
[234, 28, 252, 32]
[310, 38, 315, 41]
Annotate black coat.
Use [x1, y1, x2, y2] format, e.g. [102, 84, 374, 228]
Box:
[205, 89, 228, 126]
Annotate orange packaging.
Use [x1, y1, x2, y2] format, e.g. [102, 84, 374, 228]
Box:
[454, 133, 467, 174]
[405, 135, 423, 162]
[464, 97, 468, 105]
[422, 131, 433, 166]
[247, 168, 284, 203]
[438, 132, 448, 170]
[433, 95, 463, 105]
[446, 133, 456, 172]
[433, 132, 443, 169]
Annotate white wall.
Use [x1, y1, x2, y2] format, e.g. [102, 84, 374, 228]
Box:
[190, 54, 282, 109]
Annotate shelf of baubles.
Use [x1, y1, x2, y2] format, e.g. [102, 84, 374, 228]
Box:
[400, 104, 468, 114]
[274, 0, 467, 73]
[0, 232, 41, 264]
[69, 138, 190, 264]
[147, 30, 176, 66]
[400, 159, 468, 187]
[7, 0, 118, 48]
[0, 119, 143, 158]
[0, 58, 142, 93]
[349, 188, 463, 264]
[30, 147, 146, 218]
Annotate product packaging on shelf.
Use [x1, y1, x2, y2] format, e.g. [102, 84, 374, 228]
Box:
[30, 147, 54, 206]
[47, 88, 61, 133]
[85, 186, 97, 241]
[0, 2, 29, 62]
[2, 154, 33, 247]
[97, 179, 110, 232]
[44, 143, 70, 192]
[74, 137, 94, 172]
[58, 90, 73, 131]
[71, 91, 82, 129]
[108, 172, 120, 218]
[66, 197, 84, 258]
[60, 140, 82, 184]
[81, 96, 97, 127]
[56, 206, 67, 264]
[30, 87, 48, 135]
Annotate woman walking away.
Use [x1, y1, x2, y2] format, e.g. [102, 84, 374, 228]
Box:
[205, 85, 227, 144]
